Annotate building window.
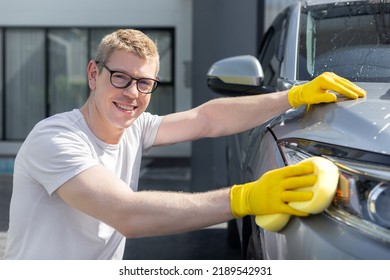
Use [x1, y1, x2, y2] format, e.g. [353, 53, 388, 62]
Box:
[48, 29, 88, 115]
[5, 29, 46, 140]
[0, 29, 3, 139]
[0, 27, 174, 141]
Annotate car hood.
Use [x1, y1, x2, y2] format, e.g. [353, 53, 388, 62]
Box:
[273, 83, 390, 155]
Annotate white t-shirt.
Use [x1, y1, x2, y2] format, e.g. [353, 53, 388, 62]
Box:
[4, 109, 162, 260]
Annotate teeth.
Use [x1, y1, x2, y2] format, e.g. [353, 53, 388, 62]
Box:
[115, 102, 135, 111]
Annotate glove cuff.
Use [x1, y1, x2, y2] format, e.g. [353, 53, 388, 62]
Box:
[288, 84, 303, 108]
[230, 184, 248, 218]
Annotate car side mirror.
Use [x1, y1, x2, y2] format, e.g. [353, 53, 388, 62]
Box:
[207, 55, 275, 95]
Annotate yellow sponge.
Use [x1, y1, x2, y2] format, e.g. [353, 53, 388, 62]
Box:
[255, 213, 290, 232]
[255, 157, 339, 232]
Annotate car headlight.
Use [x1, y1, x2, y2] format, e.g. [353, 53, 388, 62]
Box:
[278, 138, 390, 244]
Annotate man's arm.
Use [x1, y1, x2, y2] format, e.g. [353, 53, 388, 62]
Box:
[154, 90, 290, 146]
[56, 164, 234, 238]
[56, 159, 318, 238]
[154, 72, 366, 146]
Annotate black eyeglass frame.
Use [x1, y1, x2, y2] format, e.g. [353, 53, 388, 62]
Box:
[95, 61, 160, 94]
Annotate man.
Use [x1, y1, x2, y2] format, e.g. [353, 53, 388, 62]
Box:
[4, 29, 366, 259]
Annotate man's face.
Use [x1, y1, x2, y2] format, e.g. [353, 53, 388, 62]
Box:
[89, 50, 159, 133]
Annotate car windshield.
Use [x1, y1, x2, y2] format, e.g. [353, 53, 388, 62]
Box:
[298, 1, 390, 82]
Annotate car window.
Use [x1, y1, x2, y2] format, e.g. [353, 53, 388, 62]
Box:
[258, 10, 289, 87]
[299, 1, 390, 82]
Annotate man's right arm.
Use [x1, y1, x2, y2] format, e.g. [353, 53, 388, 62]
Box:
[56, 164, 234, 238]
[56, 159, 322, 238]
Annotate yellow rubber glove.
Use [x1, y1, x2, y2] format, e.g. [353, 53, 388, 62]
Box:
[230, 162, 316, 218]
[288, 72, 366, 108]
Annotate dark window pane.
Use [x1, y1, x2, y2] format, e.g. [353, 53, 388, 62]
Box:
[5, 29, 45, 140]
[48, 28, 88, 115]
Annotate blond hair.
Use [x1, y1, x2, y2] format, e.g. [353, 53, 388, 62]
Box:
[95, 29, 160, 73]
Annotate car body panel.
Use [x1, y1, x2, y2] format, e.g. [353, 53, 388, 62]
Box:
[261, 214, 390, 260]
[208, 0, 390, 259]
[273, 83, 390, 156]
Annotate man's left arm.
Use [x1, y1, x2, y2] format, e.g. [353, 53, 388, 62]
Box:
[154, 72, 366, 146]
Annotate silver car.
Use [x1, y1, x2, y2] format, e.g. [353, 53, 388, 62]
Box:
[207, 0, 390, 259]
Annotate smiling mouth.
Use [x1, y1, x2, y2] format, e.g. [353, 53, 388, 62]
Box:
[114, 102, 137, 112]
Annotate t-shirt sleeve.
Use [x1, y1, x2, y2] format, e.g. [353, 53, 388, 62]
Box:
[23, 122, 99, 195]
[137, 112, 163, 153]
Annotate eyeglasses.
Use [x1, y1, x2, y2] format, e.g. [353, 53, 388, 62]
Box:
[96, 61, 159, 94]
